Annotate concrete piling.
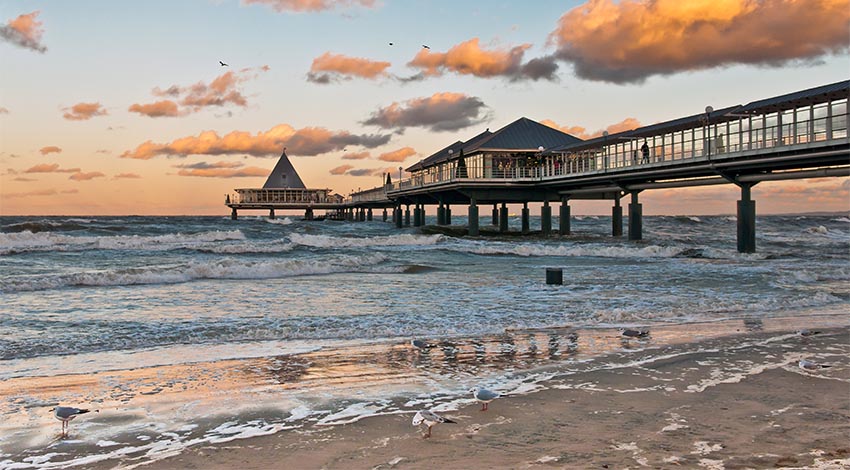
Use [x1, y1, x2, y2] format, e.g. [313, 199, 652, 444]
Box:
[468, 200, 479, 236]
[521, 202, 530, 234]
[541, 200, 552, 235]
[737, 183, 756, 253]
[612, 195, 623, 237]
[628, 191, 642, 241]
[499, 203, 509, 232]
[559, 198, 571, 235]
[545, 268, 563, 285]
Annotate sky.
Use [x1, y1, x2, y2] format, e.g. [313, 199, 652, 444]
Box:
[1, 0, 848, 216]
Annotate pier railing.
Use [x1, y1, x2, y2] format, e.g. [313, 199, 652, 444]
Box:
[382, 98, 848, 193]
[228, 188, 341, 205]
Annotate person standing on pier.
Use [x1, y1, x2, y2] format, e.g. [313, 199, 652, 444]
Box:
[641, 140, 650, 163]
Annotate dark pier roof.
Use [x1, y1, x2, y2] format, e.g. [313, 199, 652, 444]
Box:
[263, 149, 306, 189]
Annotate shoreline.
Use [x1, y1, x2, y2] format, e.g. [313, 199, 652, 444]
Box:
[1, 315, 848, 469]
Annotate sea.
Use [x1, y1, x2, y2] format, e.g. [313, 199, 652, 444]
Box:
[1, 213, 848, 468]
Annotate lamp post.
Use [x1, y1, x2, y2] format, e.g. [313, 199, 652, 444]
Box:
[447, 149, 453, 180]
[705, 105, 714, 160]
[398, 166, 402, 183]
[602, 130, 609, 170]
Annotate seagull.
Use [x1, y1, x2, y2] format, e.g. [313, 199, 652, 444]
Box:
[471, 387, 500, 411]
[412, 410, 455, 438]
[411, 339, 431, 349]
[799, 359, 831, 370]
[422, 44, 430, 49]
[621, 328, 650, 338]
[797, 329, 821, 337]
[389, 42, 394, 46]
[219, 60, 229, 67]
[52, 406, 94, 437]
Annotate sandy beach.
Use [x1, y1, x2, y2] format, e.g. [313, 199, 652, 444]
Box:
[41, 318, 842, 470]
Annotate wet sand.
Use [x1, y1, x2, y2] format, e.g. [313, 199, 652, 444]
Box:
[134, 325, 850, 469]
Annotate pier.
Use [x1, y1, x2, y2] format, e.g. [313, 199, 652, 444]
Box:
[227, 81, 850, 253]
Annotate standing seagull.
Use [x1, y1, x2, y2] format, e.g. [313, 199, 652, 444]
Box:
[621, 328, 650, 338]
[799, 359, 831, 370]
[52, 406, 92, 437]
[219, 60, 229, 67]
[412, 410, 455, 438]
[471, 387, 500, 411]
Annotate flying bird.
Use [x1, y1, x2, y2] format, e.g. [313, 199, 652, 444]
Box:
[471, 387, 500, 411]
[219, 61, 229, 67]
[621, 328, 650, 338]
[412, 410, 455, 438]
[52, 406, 95, 437]
[799, 359, 831, 370]
[389, 42, 394, 46]
[422, 44, 430, 49]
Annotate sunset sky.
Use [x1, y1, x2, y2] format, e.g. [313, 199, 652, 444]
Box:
[1, 0, 848, 216]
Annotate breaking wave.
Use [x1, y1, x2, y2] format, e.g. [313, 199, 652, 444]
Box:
[289, 233, 443, 248]
[0, 230, 247, 255]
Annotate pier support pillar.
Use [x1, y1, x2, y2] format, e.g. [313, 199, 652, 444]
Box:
[559, 198, 571, 235]
[541, 200, 552, 236]
[405, 205, 411, 226]
[445, 205, 452, 225]
[521, 203, 530, 234]
[231, 208, 238, 220]
[492, 204, 499, 226]
[437, 202, 446, 226]
[468, 200, 479, 236]
[628, 191, 643, 241]
[367, 208, 373, 221]
[269, 208, 275, 220]
[383, 208, 388, 222]
[413, 206, 421, 227]
[360, 208, 367, 222]
[737, 183, 757, 253]
[395, 206, 403, 228]
[499, 203, 509, 233]
[305, 208, 314, 221]
[612, 195, 623, 237]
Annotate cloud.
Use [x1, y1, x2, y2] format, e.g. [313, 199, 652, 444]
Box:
[378, 146, 416, 162]
[69, 171, 105, 181]
[242, 0, 378, 13]
[341, 151, 371, 160]
[541, 117, 641, 139]
[130, 67, 268, 118]
[128, 100, 181, 118]
[2, 188, 77, 199]
[62, 102, 108, 121]
[330, 164, 354, 175]
[24, 163, 80, 173]
[363, 92, 489, 132]
[39, 146, 62, 155]
[0, 11, 47, 53]
[114, 173, 141, 179]
[0, 107, 8, 114]
[121, 124, 391, 159]
[174, 160, 270, 178]
[407, 38, 558, 81]
[13, 177, 37, 182]
[549, 0, 850, 84]
[307, 52, 391, 83]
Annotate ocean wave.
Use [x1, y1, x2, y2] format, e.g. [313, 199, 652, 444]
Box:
[1, 254, 389, 292]
[263, 217, 293, 225]
[289, 233, 443, 248]
[832, 217, 850, 223]
[448, 241, 685, 258]
[0, 230, 246, 255]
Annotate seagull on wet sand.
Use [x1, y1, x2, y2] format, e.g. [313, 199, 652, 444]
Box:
[797, 329, 821, 337]
[799, 359, 831, 370]
[471, 387, 500, 411]
[621, 328, 650, 338]
[412, 410, 455, 438]
[53, 406, 95, 437]
[219, 60, 229, 67]
[411, 339, 431, 349]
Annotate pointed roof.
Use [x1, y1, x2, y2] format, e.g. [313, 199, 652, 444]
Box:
[263, 148, 306, 189]
[467, 117, 582, 152]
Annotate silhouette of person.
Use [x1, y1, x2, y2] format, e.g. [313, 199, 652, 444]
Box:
[641, 141, 650, 163]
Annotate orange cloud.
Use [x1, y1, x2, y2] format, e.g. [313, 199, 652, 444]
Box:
[114, 173, 141, 179]
[243, 0, 377, 13]
[69, 171, 105, 181]
[341, 151, 371, 160]
[2, 189, 78, 199]
[330, 164, 354, 175]
[24, 163, 80, 173]
[542, 117, 641, 139]
[39, 146, 62, 155]
[363, 92, 489, 132]
[175, 162, 270, 178]
[132, 68, 268, 118]
[550, 0, 850, 83]
[128, 100, 181, 118]
[378, 147, 416, 162]
[0, 11, 46, 53]
[62, 102, 108, 121]
[0, 107, 8, 114]
[308, 52, 391, 83]
[121, 124, 391, 159]
[407, 38, 558, 81]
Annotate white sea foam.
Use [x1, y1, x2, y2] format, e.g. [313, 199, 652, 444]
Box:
[0, 230, 246, 255]
[2, 254, 389, 292]
[289, 233, 443, 248]
[451, 241, 684, 258]
[832, 217, 850, 223]
[263, 217, 293, 225]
